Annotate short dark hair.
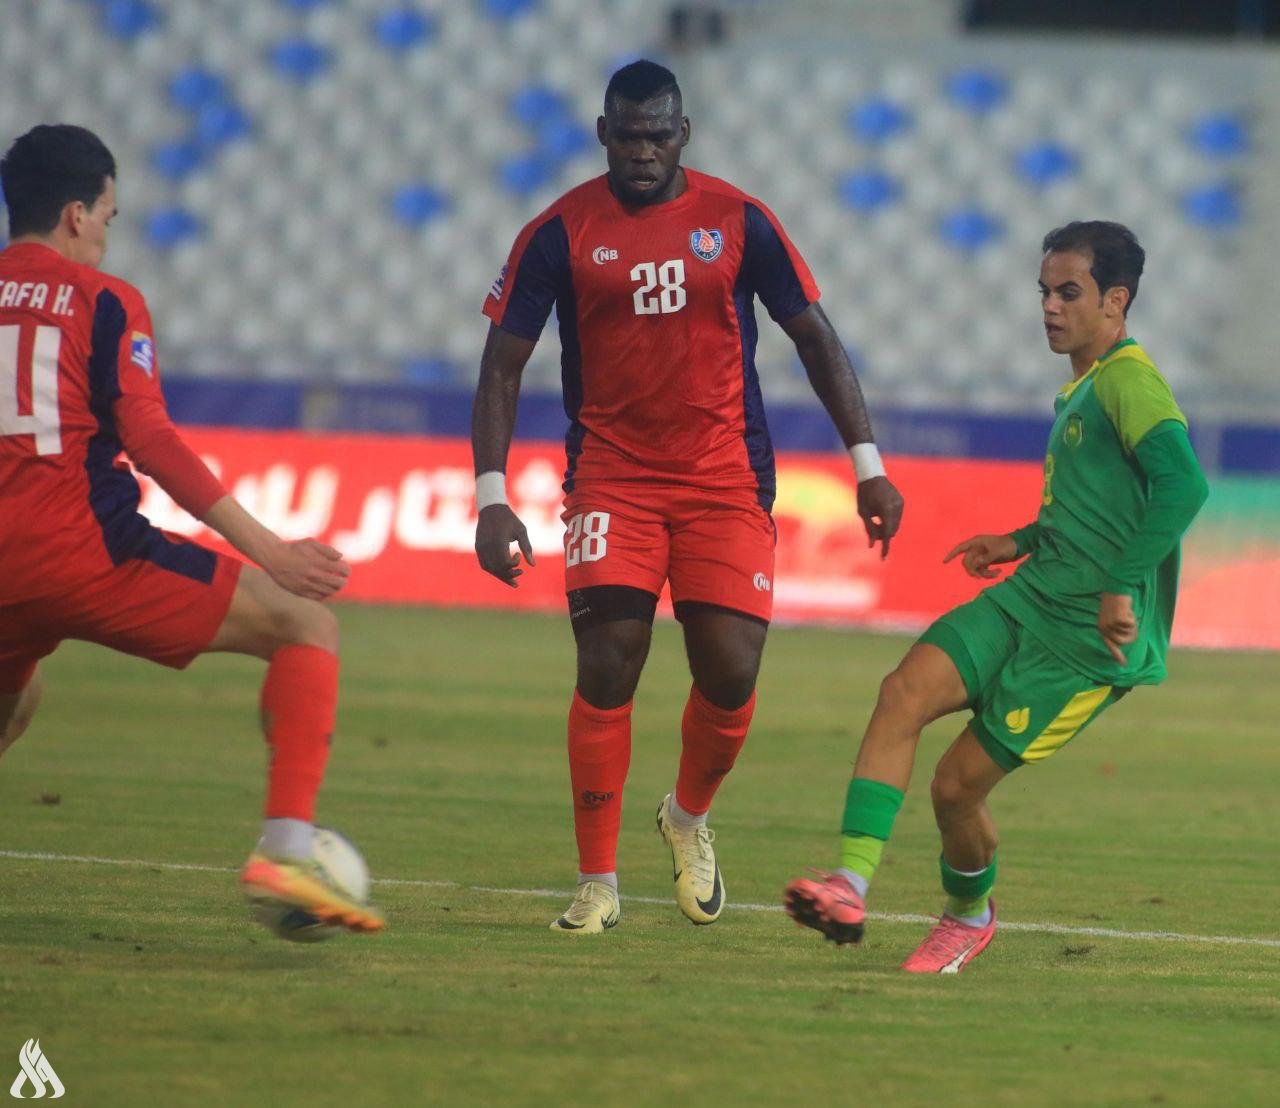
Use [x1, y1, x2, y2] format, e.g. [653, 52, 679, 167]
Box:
[604, 59, 680, 113]
[0, 125, 116, 238]
[1042, 220, 1145, 316]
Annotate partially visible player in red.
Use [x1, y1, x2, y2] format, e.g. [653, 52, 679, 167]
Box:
[472, 62, 904, 933]
[0, 125, 382, 934]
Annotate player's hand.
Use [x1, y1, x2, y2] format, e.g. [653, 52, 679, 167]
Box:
[263, 539, 351, 600]
[1098, 592, 1137, 664]
[943, 533, 1019, 579]
[475, 504, 535, 588]
[857, 476, 904, 559]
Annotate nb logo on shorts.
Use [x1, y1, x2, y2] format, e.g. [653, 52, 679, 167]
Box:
[1005, 707, 1031, 735]
[592, 246, 619, 264]
[753, 572, 771, 592]
[10, 1039, 65, 1099]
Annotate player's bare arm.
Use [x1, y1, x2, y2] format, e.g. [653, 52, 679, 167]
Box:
[202, 496, 349, 602]
[943, 533, 1019, 579]
[780, 302, 904, 557]
[471, 323, 537, 587]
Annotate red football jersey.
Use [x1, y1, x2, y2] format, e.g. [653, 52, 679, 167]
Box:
[483, 169, 820, 510]
[0, 242, 215, 605]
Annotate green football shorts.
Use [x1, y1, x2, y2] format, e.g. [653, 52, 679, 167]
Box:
[918, 592, 1129, 773]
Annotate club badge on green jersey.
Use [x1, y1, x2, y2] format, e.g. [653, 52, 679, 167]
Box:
[1064, 413, 1084, 448]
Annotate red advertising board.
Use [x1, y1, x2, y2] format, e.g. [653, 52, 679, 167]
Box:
[137, 428, 1278, 649]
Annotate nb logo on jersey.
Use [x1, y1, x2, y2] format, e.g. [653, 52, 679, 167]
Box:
[10, 1039, 65, 1099]
[592, 246, 619, 265]
[753, 572, 771, 592]
[1005, 707, 1031, 735]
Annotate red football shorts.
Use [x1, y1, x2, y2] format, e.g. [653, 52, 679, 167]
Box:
[0, 540, 242, 695]
[561, 482, 776, 623]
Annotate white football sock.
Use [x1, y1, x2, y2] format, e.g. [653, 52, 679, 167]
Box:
[947, 904, 994, 928]
[835, 867, 870, 899]
[578, 871, 618, 890]
[667, 794, 707, 829]
[259, 818, 313, 861]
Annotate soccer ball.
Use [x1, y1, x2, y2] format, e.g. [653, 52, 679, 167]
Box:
[248, 826, 372, 943]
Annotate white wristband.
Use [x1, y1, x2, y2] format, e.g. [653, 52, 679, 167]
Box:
[850, 442, 886, 482]
[475, 470, 508, 510]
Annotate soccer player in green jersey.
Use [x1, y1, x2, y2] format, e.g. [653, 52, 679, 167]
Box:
[783, 221, 1209, 973]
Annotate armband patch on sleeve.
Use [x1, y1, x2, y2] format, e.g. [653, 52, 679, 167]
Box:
[130, 332, 155, 375]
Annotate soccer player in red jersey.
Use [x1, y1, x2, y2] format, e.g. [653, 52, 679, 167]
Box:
[472, 62, 904, 932]
[0, 125, 382, 934]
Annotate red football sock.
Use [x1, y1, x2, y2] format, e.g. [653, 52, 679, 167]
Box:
[674, 685, 755, 816]
[567, 690, 632, 874]
[260, 644, 337, 821]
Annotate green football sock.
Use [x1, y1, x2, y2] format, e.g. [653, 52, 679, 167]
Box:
[839, 833, 884, 883]
[837, 777, 904, 888]
[940, 853, 997, 921]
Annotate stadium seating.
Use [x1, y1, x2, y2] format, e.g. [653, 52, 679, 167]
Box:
[0, 0, 1256, 411]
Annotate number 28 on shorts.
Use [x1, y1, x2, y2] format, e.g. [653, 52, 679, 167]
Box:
[565, 511, 610, 567]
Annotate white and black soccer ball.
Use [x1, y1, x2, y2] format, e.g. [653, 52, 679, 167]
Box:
[249, 826, 372, 944]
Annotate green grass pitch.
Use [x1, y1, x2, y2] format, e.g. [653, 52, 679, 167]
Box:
[1, 605, 1277, 1106]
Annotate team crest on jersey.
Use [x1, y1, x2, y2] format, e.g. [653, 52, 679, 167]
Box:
[130, 332, 154, 375]
[689, 228, 723, 262]
[1064, 413, 1084, 447]
[488, 264, 508, 301]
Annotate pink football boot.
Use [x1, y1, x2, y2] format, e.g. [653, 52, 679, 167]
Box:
[783, 871, 866, 946]
[901, 901, 996, 973]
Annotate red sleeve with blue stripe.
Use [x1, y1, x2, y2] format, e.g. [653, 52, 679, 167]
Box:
[482, 214, 572, 340]
[108, 286, 227, 519]
[741, 201, 820, 323]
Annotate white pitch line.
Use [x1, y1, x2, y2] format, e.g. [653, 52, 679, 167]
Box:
[3, 849, 1279, 950]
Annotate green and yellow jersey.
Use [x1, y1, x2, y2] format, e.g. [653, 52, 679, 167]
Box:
[987, 339, 1209, 688]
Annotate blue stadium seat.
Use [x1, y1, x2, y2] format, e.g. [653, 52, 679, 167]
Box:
[371, 7, 436, 51]
[1182, 184, 1243, 229]
[1189, 112, 1249, 159]
[484, 0, 540, 19]
[1014, 141, 1078, 188]
[846, 97, 912, 145]
[511, 86, 567, 127]
[145, 208, 202, 249]
[100, 0, 159, 41]
[498, 153, 554, 196]
[538, 117, 592, 162]
[837, 169, 902, 215]
[270, 38, 332, 84]
[945, 69, 1009, 115]
[939, 208, 1004, 251]
[390, 184, 449, 226]
[169, 67, 227, 113]
[149, 138, 205, 182]
[194, 101, 252, 149]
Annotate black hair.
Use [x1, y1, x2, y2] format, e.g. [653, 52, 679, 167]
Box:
[1042, 220, 1145, 316]
[0, 124, 116, 238]
[604, 59, 681, 113]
